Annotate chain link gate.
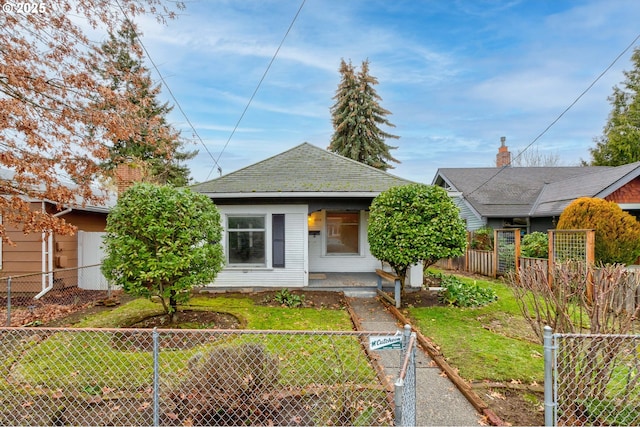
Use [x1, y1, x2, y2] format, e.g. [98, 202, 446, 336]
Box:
[0, 326, 420, 426]
[544, 327, 640, 426]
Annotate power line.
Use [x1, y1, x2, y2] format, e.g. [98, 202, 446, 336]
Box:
[204, 0, 307, 181]
[466, 32, 640, 198]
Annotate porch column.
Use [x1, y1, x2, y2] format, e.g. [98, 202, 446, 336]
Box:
[406, 263, 423, 288]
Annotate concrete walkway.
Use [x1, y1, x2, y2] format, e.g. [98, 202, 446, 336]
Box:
[348, 297, 482, 426]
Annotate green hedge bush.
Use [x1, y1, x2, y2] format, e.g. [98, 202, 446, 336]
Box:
[520, 232, 548, 258]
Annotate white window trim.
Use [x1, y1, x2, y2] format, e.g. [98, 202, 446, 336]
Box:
[226, 214, 268, 268]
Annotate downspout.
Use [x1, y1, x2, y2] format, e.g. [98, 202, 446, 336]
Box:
[35, 207, 72, 299]
[40, 202, 46, 295]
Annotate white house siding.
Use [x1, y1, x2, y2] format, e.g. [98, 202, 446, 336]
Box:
[453, 196, 485, 231]
[213, 204, 308, 288]
[308, 210, 380, 273]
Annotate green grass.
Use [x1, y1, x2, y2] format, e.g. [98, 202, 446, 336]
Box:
[409, 270, 544, 383]
[5, 294, 364, 392]
[74, 294, 353, 330]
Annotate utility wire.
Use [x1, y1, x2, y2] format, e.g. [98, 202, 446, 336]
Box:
[204, 0, 307, 181]
[466, 32, 640, 198]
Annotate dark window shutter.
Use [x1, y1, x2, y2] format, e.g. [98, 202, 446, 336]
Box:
[272, 214, 285, 268]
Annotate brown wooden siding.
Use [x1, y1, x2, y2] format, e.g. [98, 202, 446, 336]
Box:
[3, 202, 46, 278]
[605, 177, 640, 204]
[2, 203, 108, 293]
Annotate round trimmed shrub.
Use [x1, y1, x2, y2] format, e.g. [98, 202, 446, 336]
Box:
[557, 197, 640, 265]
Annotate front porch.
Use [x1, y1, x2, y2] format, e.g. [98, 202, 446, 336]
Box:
[199, 272, 388, 297]
[308, 272, 402, 297]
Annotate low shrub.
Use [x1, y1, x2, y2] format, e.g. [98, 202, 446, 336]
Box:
[438, 275, 498, 308]
[521, 232, 548, 258]
[274, 289, 305, 308]
[470, 226, 493, 250]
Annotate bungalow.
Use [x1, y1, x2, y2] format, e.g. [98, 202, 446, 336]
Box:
[432, 140, 640, 233]
[190, 143, 420, 289]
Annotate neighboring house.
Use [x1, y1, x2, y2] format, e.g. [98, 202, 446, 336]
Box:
[190, 143, 417, 288]
[1, 199, 111, 294]
[432, 140, 640, 233]
[1, 168, 115, 294]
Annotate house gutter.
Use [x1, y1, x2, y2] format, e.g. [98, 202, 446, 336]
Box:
[35, 207, 73, 300]
[198, 191, 385, 199]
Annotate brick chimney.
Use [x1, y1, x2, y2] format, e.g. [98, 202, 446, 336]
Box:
[496, 136, 511, 167]
[115, 162, 143, 195]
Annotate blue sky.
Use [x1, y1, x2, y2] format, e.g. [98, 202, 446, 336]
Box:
[131, 0, 640, 184]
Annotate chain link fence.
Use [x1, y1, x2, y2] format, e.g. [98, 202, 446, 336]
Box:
[394, 328, 417, 426]
[544, 328, 640, 426]
[1, 265, 115, 326]
[0, 327, 412, 426]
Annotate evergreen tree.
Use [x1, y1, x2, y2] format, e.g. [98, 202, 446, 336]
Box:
[329, 59, 399, 170]
[589, 47, 640, 166]
[93, 20, 196, 186]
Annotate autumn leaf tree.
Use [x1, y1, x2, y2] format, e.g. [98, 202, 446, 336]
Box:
[92, 20, 196, 187]
[0, 0, 183, 243]
[329, 59, 400, 171]
[588, 46, 640, 166]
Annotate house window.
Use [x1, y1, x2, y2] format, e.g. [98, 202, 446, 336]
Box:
[227, 215, 266, 266]
[326, 211, 359, 254]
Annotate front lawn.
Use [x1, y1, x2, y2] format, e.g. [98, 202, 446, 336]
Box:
[1, 292, 386, 426]
[74, 293, 353, 330]
[407, 272, 544, 383]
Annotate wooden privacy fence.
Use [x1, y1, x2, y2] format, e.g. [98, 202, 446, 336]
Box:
[465, 250, 494, 277]
[436, 229, 594, 279]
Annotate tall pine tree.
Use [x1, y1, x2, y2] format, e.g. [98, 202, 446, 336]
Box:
[329, 59, 399, 170]
[93, 20, 196, 186]
[589, 46, 640, 166]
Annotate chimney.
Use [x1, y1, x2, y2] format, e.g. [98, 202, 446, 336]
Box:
[115, 162, 143, 195]
[496, 136, 511, 167]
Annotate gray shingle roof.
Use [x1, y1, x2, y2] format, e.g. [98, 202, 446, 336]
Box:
[532, 162, 640, 216]
[434, 163, 640, 218]
[191, 143, 416, 195]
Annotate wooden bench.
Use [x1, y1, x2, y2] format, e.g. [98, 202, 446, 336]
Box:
[375, 269, 402, 308]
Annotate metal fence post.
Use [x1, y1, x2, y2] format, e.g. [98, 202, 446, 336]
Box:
[543, 326, 554, 427]
[409, 333, 416, 426]
[6, 277, 11, 327]
[394, 378, 404, 426]
[402, 324, 411, 351]
[153, 327, 160, 427]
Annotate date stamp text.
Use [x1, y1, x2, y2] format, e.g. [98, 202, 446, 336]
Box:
[2, 2, 48, 14]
